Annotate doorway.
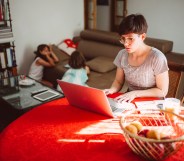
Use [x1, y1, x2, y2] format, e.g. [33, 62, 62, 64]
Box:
[84, 0, 127, 32]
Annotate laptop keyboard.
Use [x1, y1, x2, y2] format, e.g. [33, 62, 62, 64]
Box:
[107, 98, 135, 112]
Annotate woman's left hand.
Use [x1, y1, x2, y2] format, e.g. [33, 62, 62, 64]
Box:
[114, 91, 139, 103]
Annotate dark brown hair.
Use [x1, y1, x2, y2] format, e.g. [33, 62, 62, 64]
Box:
[119, 14, 148, 35]
[68, 50, 86, 69]
[34, 44, 50, 60]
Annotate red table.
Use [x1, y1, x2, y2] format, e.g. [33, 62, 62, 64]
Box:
[0, 97, 183, 161]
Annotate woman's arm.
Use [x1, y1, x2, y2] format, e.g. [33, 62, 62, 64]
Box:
[104, 67, 125, 95]
[114, 71, 169, 102]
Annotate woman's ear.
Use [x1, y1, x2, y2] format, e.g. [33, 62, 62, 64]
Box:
[140, 33, 146, 41]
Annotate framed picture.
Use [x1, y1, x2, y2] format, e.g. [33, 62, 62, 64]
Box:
[97, 0, 109, 6]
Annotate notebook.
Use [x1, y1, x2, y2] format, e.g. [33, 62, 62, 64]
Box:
[57, 80, 135, 118]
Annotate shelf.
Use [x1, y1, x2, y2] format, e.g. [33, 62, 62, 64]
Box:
[0, 0, 17, 79]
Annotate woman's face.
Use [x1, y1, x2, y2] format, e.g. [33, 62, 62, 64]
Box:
[120, 33, 146, 53]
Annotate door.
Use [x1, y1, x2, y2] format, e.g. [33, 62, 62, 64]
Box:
[84, 0, 127, 32]
[84, 0, 97, 30]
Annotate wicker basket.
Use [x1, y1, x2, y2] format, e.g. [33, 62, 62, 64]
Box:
[120, 109, 184, 161]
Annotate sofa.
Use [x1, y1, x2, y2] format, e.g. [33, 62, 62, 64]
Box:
[43, 29, 184, 99]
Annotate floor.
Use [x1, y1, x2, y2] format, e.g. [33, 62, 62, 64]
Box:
[0, 100, 26, 133]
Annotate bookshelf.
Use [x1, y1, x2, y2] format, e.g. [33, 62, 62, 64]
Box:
[0, 0, 17, 80]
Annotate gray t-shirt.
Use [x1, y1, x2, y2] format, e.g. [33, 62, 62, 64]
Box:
[113, 47, 169, 91]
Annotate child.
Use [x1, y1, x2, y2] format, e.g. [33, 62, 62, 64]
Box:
[28, 44, 59, 87]
[57, 50, 90, 91]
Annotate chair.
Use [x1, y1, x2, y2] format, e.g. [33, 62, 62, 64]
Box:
[166, 52, 184, 99]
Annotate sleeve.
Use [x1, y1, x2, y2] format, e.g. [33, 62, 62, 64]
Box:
[152, 50, 169, 75]
[113, 49, 126, 68]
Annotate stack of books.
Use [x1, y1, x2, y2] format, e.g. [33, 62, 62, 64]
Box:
[0, 26, 13, 43]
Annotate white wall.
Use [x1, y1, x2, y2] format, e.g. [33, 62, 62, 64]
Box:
[96, 0, 184, 54]
[9, 0, 184, 74]
[10, 0, 84, 74]
[127, 0, 184, 53]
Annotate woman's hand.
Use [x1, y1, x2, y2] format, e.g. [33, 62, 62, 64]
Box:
[114, 91, 139, 103]
[103, 88, 116, 95]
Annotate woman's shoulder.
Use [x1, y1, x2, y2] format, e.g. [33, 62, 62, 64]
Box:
[116, 49, 128, 59]
[150, 47, 167, 60]
[150, 47, 165, 56]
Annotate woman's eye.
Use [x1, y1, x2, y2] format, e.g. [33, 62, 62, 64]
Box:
[128, 38, 133, 41]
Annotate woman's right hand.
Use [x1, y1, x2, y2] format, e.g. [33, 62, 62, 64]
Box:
[103, 88, 116, 95]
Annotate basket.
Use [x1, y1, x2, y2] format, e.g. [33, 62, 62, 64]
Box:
[120, 109, 184, 161]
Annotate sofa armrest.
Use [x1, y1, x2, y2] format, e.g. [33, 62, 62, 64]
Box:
[145, 37, 173, 54]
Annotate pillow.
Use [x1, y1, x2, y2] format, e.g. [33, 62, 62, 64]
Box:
[57, 39, 77, 56]
[86, 56, 116, 73]
[51, 44, 70, 61]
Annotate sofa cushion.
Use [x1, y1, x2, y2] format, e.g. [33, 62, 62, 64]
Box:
[86, 56, 116, 73]
[51, 44, 70, 61]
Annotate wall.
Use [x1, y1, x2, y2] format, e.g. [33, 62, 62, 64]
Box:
[9, 0, 184, 74]
[97, 0, 184, 54]
[10, 0, 84, 74]
[127, 0, 184, 53]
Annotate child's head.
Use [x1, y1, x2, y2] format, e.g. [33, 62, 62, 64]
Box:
[118, 14, 148, 36]
[68, 51, 86, 69]
[34, 44, 50, 59]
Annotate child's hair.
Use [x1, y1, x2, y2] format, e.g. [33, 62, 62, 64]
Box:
[118, 13, 148, 35]
[68, 50, 86, 69]
[34, 44, 50, 60]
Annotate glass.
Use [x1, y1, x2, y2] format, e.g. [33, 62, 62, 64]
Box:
[119, 34, 140, 44]
[0, 76, 64, 110]
[163, 98, 180, 121]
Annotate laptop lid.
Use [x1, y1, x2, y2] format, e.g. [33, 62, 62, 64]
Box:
[57, 80, 114, 118]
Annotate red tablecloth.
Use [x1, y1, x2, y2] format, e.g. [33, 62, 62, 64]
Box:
[0, 97, 183, 161]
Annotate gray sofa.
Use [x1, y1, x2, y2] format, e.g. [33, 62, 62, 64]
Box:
[43, 29, 184, 98]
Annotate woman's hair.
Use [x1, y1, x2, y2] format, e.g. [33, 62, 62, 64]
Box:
[119, 14, 148, 35]
[68, 50, 86, 69]
[34, 44, 50, 60]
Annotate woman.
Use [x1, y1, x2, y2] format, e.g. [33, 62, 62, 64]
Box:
[104, 14, 169, 102]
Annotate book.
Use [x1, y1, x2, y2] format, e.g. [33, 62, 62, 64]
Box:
[0, 51, 6, 68]
[0, 36, 13, 43]
[6, 47, 12, 67]
[0, 32, 13, 38]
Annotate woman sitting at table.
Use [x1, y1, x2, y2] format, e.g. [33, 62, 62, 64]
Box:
[104, 13, 169, 102]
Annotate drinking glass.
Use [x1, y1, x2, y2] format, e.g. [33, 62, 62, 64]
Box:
[163, 98, 180, 121]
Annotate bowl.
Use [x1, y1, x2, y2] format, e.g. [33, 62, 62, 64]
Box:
[120, 109, 184, 161]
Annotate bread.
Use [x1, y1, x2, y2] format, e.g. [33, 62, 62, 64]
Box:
[125, 124, 138, 134]
[130, 121, 143, 132]
[146, 129, 161, 140]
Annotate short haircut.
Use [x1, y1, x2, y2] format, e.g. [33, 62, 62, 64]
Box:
[118, 14, 148, 35]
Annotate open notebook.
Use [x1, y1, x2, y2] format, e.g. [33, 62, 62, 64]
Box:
[57, 80, 135, 118]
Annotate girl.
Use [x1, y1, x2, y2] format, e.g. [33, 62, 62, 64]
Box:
[28, 44, 59, 87]
[57, 50, 90, 91]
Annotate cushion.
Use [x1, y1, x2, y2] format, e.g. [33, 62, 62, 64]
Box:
[57, 39, 77, 56]
[86, 56, 116, 73]
[51, 44, 70, 61]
